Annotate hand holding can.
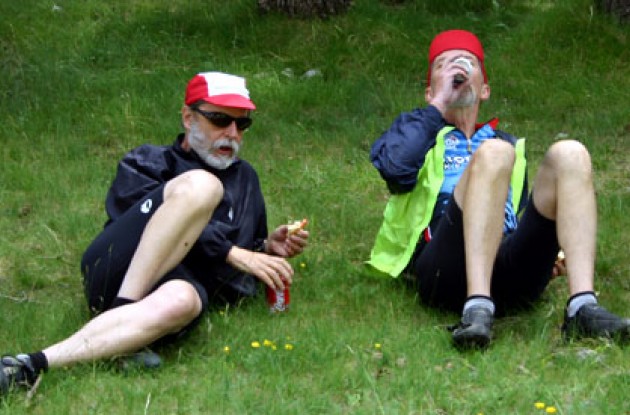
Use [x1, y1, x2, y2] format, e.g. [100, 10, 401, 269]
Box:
[266, 218, 308, 313]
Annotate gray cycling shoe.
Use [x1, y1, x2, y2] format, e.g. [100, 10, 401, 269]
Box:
[117, 350, 162, 371]
[0, 354, 38, 396]
[450, 306, 494, 349]
[562, 303, 630, 342]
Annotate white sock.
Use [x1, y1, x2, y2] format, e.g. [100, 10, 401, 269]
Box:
[463, 297, 495, 315]
[567, 293, 597, 318]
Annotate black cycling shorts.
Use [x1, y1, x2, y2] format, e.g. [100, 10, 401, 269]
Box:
[413, 194, 559, 314]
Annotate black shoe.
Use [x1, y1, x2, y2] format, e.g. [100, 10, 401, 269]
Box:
[562, 303, 630, 341]
[0, 354, 38, 396]
[450, 306, 494, 349]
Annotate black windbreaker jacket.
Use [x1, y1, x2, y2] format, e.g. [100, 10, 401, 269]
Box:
[102, 134, 267, 297]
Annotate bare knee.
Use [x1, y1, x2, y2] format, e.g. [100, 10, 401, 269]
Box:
[469, 139, 515, 177]
[543, 140, 592, 176]
[146, 280, 202, 331]
[164, 169, 224, 211]
[533, 140, 593, 219]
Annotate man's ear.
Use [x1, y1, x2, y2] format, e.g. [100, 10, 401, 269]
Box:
[424, 85, 434, 104]
[480, 83, 491, 101]
[181, 106, 194, 130]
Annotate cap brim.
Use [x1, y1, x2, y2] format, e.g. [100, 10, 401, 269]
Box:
[204, 94, 256, 110]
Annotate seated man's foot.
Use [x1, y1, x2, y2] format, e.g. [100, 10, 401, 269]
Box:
[0, 354, 38, 396]
[450, 306, 494, 349]
[562, 303, 630, 342]
[117, 349, 162, 372]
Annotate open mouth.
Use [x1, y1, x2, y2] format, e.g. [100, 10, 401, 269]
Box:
[215, 145, 234, 157]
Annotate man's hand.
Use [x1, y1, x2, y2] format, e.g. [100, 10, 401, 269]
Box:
[428, 59, 472, 114]
[227, 246, 294, 290]
[266, 222, 309, 259]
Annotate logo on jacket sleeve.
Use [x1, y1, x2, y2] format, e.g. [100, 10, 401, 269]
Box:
[140, 198, 153, 214]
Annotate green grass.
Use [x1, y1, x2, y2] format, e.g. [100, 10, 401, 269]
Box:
[1, 0, 629, 413]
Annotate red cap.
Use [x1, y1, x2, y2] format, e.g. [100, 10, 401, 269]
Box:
[427, 29, 487, 85]
[185, 72, 256, 110]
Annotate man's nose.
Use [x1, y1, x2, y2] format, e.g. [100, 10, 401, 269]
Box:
[225, 120, 239, 135]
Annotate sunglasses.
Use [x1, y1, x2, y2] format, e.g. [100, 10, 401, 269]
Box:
[193, 108, 253, 131]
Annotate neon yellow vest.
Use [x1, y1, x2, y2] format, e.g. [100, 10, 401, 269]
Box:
[366, 127, 527, 278]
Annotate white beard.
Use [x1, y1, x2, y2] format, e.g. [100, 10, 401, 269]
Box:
[188, 122, 240, 170]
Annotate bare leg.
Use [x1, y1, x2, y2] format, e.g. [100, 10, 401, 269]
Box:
[531, 140, 596, 295]
[41, 170, 221, 368]
[117, 169, 223, 300]
[453, 140, 515, 297]
[43, 280, 202, 368]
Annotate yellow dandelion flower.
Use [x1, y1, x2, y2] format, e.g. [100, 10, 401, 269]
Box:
[535, 402, 546, 410]
[374, 343, 382, 349]
[251, 341, 261, 348]
[545, 407, 557, 414]
[263, 339, 273, 347]
[272, 345, 277, 350]
[223, 346, 230, 353]
[284, 343, 294, 350]
[300, 262, 306, 268]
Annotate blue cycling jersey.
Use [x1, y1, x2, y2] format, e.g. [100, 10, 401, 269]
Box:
[438, 125, 517, 234]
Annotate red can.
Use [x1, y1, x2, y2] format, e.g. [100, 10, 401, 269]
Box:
[266, 285, 290, 312]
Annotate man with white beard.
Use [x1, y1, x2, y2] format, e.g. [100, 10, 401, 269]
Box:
[1, 72, 310, 394]
[367, 30, 630, 349]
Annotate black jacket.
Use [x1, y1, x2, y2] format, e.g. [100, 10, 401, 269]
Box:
[103, 134, 267, 298]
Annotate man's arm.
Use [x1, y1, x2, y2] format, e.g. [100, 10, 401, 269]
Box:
[226, 246, 294, 291]
[105, 144, 171, 220]
[370, 106, 445, 193]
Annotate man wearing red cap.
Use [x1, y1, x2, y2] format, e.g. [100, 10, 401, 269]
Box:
[1, 72, 310, 393]
[368, 30, 629, 348]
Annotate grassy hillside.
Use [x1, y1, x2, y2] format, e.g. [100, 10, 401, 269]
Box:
[1, 0, 629, 413]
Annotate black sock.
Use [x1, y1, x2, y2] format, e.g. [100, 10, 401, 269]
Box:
[28, 351, 49, 374]
[109, 296, 135, 310]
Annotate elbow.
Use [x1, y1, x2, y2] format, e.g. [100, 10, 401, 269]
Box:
[378, 170, 416, 194]
[386, 181, 415, 194]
